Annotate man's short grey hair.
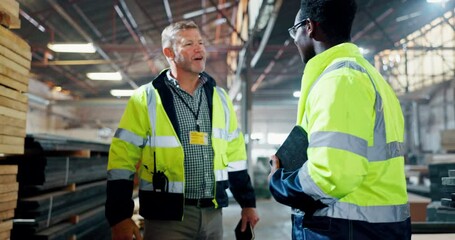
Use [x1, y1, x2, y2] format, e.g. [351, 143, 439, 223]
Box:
[161, 21, 200, 49]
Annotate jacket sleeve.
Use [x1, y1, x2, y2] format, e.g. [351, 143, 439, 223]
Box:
[105, 89, 149, 226]
[223, 89, 256, 208]
[269, 168, 326, 215]
[228, 170, 256, 208]
[300, 72, 374, 200]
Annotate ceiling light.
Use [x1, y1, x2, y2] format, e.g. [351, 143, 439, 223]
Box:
[183, 2, 231, 19]
[426, 0, 448, 3]
[293, 91, 300, 98]
[87, 72, 122, 81]
[110, 89, 135, 97]
[47, 43, 96, 53]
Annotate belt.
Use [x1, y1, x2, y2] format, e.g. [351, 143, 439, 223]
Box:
[185, 198, 214, 208]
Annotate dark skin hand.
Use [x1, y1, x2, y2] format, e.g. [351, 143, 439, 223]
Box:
[268, 154, 281, 183]
[111, 218, 142, 240]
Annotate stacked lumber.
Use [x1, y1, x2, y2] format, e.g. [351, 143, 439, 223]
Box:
[426, 154, 455, 164]
[440, 170, 455, 209]
[426, 168, 455, 222]
[0, 165, 18, 240]
[1, 134, 111, 239]
[441, 130, 455, 152]
[0, 0, 20, 29]
[429, 163, 455, 201]
[0, 6, 31, 155]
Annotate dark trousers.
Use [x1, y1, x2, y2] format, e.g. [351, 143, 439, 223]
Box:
[292, 214, 411, 240]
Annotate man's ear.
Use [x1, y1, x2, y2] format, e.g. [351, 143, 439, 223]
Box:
[307, 20, 324, 41]
[163, 47, 174, 59]
[306, 20, 316, 39]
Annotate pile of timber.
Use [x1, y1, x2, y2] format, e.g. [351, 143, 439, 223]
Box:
[0, 0, 31, 156]
[2, 134, 111, 240]
[0, 3, 31, 239]
[441, 129, 455, 152]
[0, 0, 20, 29]
[0, 165, 18, 240]
[429, 162, 455, 201]
[427, 168, 455, 222]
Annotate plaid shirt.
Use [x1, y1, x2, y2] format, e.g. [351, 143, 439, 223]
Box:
[165, 71, 215, 199]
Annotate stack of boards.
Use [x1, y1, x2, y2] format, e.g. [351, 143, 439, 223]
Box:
[0, 1, 30, 239]
[0, 0, 30, 156]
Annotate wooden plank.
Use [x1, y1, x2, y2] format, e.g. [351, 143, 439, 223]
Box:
[0, 210, 14, 221]
[0, 106, 27, 120]
[0, 175, 16, 184]
[0, 114, 26, 128]
[0, 45, 30, 69]
[0, 182, 18, 194]
[0, 83, 28, 103]
[0, 64, 29, 85]
[0, 0, 19, 18]
[0, 11, 20, 29]
[0, 230, 11, 240]
[0, 73, 28, 92]
[0, 27, 31, 60]
[0, 125, 26, 137]
[0, 95, 27, 112]
[0, 192, 17, 203]
[0, 220, 12, 232]
[0, 200, 16, 211]
[0, 143, 24, 154]
[0, 55, 28, 75]
[0, 135, 24, 146]
[0, 165, 17, 174]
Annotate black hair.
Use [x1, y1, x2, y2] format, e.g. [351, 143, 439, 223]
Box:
[300, 0, 357, 43]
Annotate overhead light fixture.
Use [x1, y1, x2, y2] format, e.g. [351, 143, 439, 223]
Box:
[47, 43, 96, 53]
[87, 72, 122, 81]
[183, 2, 232, 19]
[293, 91, 301, 98]
[110, 89, 135, 97]
[426, 0, 448, 3]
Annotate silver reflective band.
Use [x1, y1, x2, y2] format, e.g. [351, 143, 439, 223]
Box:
[115, 128, 147, 148]
[310, 131, 405, 161]
[315, 201, 410, 223]
[298, 164, 410, 222]
[139, 179, 184, 193]
[227, 160, 247, 172]
[215, 169, 228, 181]
[228, 128, 241, 141]
[310, 131, 367, 158]
[107, 169, 135, 181]
[212, 128, 229, 140]
[146, 135, 181, 148]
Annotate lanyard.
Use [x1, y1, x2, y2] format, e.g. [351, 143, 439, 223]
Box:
[170, 86, 203, 131]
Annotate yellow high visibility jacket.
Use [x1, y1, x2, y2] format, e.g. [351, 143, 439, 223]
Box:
[297, 43, 410, 222]
[269, 43, 410, 226]
[105, 71, 256, 225]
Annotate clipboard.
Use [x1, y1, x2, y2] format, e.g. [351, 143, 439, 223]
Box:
[275, 125, 308, 171]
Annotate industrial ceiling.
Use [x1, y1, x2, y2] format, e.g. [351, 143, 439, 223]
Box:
[11, 0, 454, 106]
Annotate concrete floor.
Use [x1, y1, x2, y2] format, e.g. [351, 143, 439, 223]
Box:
[222, 198, 455, 240]
[222, 198, 292, 240]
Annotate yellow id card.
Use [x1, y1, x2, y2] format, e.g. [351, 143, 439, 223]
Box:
[189, 131, 208, 145]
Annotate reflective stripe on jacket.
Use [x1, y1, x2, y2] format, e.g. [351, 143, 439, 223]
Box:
[105, 70, 255, 225]
[297, 43, 410, 223]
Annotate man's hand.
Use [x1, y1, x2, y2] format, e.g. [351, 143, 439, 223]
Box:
[112, 218, 142, 240]
[240, 207, 260, 232]
[268, 154, 281, 183]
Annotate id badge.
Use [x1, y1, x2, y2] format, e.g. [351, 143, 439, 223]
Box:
[189, 131, 208, 145]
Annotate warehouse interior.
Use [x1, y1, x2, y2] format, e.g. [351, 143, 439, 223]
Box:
[0, 0, 454, 239]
